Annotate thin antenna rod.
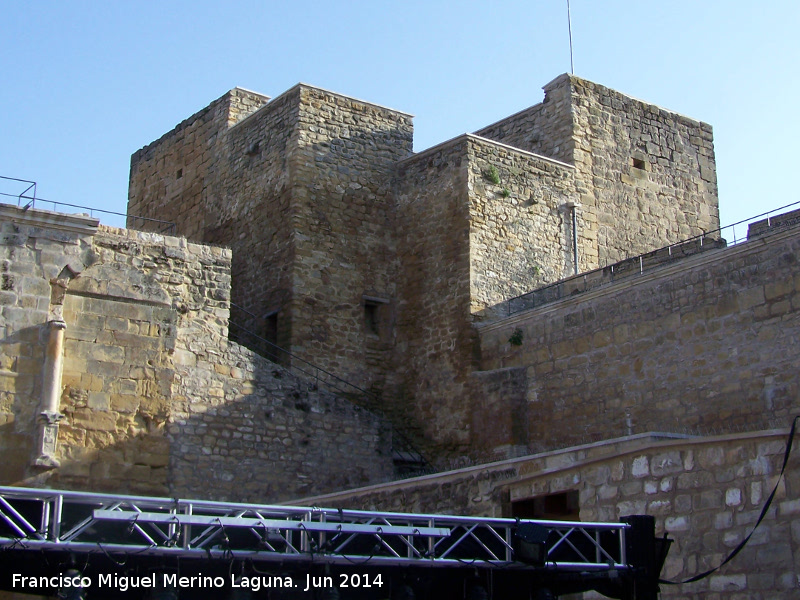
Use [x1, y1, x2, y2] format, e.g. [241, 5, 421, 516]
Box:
[567, 0, 575, 74]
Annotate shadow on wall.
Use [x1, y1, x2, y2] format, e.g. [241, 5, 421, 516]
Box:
[166, 347, 395, 503]
[3, 329, 394, 503]
[0, 322, 48, 486]
[0, 222, 394, 503]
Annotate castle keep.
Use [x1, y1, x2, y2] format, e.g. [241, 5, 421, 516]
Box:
[127, 74, 720, 457]
[1, 75, 799, 598]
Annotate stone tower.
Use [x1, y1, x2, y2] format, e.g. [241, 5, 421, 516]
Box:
[128, 74, 719, 456]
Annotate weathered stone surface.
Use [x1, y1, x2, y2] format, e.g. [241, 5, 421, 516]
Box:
[125, 74, 724, 459]
[476, 74, 719, 267]
[478, 225, 800, 452]
[0, 212, 392, 501]
[301, 431, 800, 600]
[4, 75, 800, 600]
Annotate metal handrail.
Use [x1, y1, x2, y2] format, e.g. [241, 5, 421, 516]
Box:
[229, 304, 373, 399]
[0, 175, 36, 205]
[0, 175, 176, 234]
[0, 192, 177, 235]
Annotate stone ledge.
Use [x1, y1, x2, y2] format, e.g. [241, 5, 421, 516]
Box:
[230, 82, 415, 136]
[546, 73, 714, 130]
[399, 133, 576, 171]
[0, 203, 99, 235]
[293, 428, 790, 507]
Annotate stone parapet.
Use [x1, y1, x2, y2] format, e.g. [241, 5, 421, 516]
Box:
[477, 221, 800, 452]
[0, 204, 99, 235]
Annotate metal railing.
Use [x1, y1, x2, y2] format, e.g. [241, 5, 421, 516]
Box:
[229, 304, 376, 402]
[506, 200, 800, 316]
[0, 175, 176, 234]
[228, 303, 431, 474]
[0, 175, 36, 205]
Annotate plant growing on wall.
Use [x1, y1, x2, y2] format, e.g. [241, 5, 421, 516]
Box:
[484, 165, 501, 185]
[509, 328, 524, 346]
[500, 187, 511, 198]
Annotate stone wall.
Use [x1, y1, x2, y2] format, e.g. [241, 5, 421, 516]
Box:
[127, 88, 270, 239]
[567, 76, 719, 265]
[125, 76, 724, 461]
[128, 84, 416, 398]
[466, 135, 580, 311]
[469, 366, 529, 458]
[298, 430, 800, 599]
[394, 137, 474, 452]
[393, 134, 577, 456]
[476, 74, 719, 268]
[0, 206, 99, 485]
[390, 127, 722, 460]
[477, 223, 800, 453]
[204, 87, 301, 354]
[474, 75, 576, 165]
[170, 339, 392, 502]
[289, 86, 413, 390]
[0, 205, 392, 501]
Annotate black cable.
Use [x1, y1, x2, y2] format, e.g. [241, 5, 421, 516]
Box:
[96, 541, 127, 566]
[661, 415, 798, 585]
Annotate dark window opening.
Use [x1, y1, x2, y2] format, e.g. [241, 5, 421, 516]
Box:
[176, 168, 183, 179]
[364, 301, 379, 335]
[264, 311, 278, 352]
[632, 157, 646, 170]
[511, 491, 580, 521]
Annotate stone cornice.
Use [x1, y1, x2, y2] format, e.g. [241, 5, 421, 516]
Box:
[0, 203, 99, 235]
[292, 428, 789, 506]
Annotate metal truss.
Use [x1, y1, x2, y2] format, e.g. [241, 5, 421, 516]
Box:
[0, 486, 630, 571]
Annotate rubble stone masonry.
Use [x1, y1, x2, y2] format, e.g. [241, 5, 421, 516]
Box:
[477, 223, 800, 452]
[0, 205, 392, 501]
[127, 87, 270, 240]
[300, 430, 800, 599]
[130, 84, 414, 398]
[394, 136, 474, 451]
[1, 73, 798, 599]
[476, 74, 719, 267]
[127, 74, 721, 459]
[466, 135, 580, 310]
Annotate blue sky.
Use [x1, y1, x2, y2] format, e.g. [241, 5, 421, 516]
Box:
[2, 1, 798, 237]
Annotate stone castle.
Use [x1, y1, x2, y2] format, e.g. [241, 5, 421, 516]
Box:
[126, 73, 720, 457]
[1, 74, 799, 598]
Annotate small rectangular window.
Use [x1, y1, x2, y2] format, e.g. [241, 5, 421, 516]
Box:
[632, 157, 646, 170]
[262, 311, 279, 361]
[363, 296, 390, 338]
[176, 168, 183, 179]
[364, 300, 380, 335]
